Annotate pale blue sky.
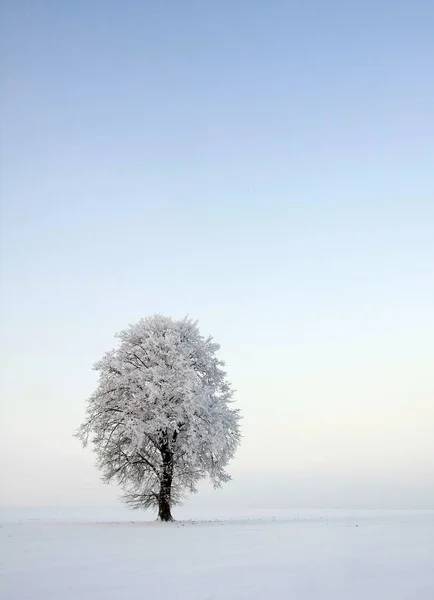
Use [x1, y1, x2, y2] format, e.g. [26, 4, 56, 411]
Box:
[1, 0, 433, 509]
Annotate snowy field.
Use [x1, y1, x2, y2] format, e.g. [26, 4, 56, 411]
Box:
[1, 508, 434, 599]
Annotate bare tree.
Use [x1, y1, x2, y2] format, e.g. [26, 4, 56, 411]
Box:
[76, 315, 241, 521]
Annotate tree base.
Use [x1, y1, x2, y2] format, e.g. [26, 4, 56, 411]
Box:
[157, 515, 174, 522]
[157, 500, 174, 522]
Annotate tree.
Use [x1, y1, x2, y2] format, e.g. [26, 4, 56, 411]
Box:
[76, 315, 241, 521]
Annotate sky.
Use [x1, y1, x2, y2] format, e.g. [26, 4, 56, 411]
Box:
[1, 0, 433, 511]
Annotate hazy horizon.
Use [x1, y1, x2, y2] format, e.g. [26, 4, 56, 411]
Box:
[1, 0, 433, 511]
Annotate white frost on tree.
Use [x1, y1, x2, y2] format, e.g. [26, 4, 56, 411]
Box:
[76, 315, 241, 521]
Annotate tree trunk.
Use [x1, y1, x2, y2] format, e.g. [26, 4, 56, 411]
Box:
[158, 439, 174, 521]
[157, 480, 173, 521]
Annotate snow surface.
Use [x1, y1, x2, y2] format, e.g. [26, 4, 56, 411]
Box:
[1, 509, 434, 599]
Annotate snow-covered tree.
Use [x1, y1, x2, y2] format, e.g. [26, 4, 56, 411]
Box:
[76, 315, 241, 521]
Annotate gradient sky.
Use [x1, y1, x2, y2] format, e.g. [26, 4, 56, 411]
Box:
[1, 0, 433, 510]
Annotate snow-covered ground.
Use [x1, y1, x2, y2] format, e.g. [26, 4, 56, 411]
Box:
[1, 509, 433, 599]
